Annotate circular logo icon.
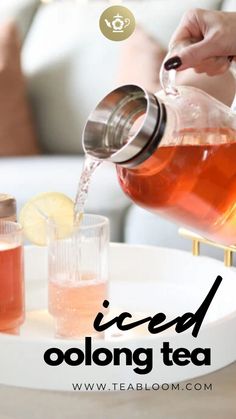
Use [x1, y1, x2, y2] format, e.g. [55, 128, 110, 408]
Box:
[99, 5, 135, 42]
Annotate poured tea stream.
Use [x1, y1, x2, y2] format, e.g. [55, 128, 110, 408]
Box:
[74, 156, 101, 223]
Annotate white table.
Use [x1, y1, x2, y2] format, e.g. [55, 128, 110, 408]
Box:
[0, 363, 235, 419]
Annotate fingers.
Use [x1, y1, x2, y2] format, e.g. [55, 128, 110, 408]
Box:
[169, 9, 204, 50]
[164, 40, 232, 75]
[176, 39, 220, 70]
[194, 57, 231, 76]
[165, 8, 236, 76]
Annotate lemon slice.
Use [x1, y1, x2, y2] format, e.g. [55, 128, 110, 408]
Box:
[19, 192, 74, 246]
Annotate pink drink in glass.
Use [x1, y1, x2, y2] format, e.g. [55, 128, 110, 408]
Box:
[48, 215, 109, 339]
[49, 273, 108, 338]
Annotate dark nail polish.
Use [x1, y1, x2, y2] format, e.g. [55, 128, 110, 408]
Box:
[228, 55, 234, 62]
[164, 56, 182, 71]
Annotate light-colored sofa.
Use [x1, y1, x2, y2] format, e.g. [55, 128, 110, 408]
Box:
[0, 0, 235, 258]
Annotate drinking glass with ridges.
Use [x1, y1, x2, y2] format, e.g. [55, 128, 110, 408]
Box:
[48, 214, 109, 339]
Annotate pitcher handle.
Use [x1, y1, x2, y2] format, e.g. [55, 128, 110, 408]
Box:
[229, 62, 236, 112]
[159, 53, 179, 97]
[159, 39, 198, 97]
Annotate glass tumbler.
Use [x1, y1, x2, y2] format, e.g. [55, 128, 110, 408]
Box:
[48, 214, 109, 339]
[0, 221, 25, 334]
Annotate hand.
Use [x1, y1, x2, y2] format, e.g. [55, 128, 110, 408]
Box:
[164, 9, 236, 76]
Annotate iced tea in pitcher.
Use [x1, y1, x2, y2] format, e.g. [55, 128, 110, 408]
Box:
[118, 127, 236, 245]
[82, 84, 236, 246]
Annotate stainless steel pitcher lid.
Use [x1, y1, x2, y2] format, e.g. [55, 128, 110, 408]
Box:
[82, 85, 166, 166]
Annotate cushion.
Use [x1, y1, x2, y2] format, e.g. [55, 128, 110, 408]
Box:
[116, 26, 167, 93]
[22, 0, 222, 154]
[0, 21, 40, 156]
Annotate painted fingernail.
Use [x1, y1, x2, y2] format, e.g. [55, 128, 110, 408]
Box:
[228, 55, 234, 62]
[164, 56, 182, 71]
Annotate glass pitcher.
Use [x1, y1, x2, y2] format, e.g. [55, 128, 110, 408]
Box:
[82, 76, 236, 246]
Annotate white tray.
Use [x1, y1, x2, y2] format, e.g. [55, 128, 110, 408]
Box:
[0, 243, 236, 391]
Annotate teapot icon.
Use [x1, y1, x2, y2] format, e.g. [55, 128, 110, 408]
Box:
[105, 13, 130, 33]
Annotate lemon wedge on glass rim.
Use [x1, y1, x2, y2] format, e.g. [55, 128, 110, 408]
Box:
[19, 192, 74, 246]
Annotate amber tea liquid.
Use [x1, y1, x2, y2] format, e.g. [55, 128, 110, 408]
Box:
[0, 243, 24, 333]
[117, 128, 236, 245]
